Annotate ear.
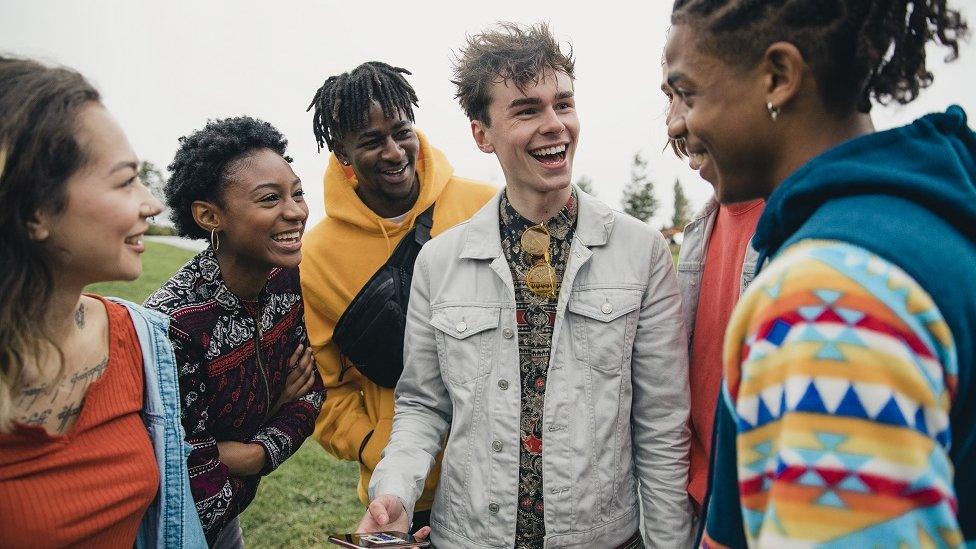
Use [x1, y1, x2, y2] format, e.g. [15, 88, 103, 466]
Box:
[25, 211, 51, 241]
[761, 41, 806, 115]
[333, 143, 351, 166]
[471, 120, 494, 154]
[191, 200, 222, 233]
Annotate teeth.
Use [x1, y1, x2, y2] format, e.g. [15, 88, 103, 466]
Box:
[530, 144, 567, 157]
[382, 165, 407, 175]
[272, 231, 300, 242]
[125, 235, 143, 245]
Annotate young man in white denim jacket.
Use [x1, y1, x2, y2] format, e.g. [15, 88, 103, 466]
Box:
[360, 23, 692, 549]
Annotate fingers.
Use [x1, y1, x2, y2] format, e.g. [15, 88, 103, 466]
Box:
[367, 498, 391, 526]
[288, 343, 304, 366]
[413, 526, 431, 540]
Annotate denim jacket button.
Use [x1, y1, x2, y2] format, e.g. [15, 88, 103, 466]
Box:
[601, 303, 613, 314]
[456, 321, 467, 333]
[491, 440, 503, 452]
[498, 379, 509, 390]
[488, 502, 500, 514]
[502, 327, 514, 339]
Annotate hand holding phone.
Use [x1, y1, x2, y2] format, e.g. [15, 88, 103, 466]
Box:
[328, 531, 429, 548]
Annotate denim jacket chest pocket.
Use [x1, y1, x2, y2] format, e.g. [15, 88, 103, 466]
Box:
[429, 305, 500, 385]
[567, 288, 642, 372]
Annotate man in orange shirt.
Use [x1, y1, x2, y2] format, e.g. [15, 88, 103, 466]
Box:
[662, 54, 764, 537]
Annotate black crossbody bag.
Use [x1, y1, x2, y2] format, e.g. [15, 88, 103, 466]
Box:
[332, 205, 434, 388]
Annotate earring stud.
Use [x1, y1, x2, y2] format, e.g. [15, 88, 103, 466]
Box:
[766, 101, 781, 121]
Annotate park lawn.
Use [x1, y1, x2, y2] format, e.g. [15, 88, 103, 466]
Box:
[86, 241, 364, 547]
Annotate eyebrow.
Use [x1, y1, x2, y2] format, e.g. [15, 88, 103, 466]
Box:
[507, 90, 575, 110]
[358, 121, 409, 140]
[109, 160, 138, 175]
[666, 73, 687, 89]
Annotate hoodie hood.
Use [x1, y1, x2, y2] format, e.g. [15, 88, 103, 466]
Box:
[322, 128, 454, 237]
[754, 105, 976, 258]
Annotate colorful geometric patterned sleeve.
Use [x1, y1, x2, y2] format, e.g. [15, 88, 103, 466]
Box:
[720, 240, 962, 547]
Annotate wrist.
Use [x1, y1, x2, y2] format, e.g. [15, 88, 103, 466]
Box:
[247, 443, 268, 475]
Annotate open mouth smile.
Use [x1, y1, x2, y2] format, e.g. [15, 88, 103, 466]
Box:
[271, 229, 303, 252]
[529, 143, 568, 167]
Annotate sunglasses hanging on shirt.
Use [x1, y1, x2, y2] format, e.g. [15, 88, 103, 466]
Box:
[520, 223, 558, 299]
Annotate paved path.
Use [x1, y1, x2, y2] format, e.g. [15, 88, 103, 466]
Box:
[146, 235, 208, 252]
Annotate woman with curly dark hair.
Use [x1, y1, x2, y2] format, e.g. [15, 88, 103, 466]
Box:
[663, 0, 975, 546]
[0, 56, 206, 548]
[145, 116, 324, 547]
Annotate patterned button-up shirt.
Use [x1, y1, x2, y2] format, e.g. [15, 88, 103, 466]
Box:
[145, 247, 325, 542]
[498, 191, 578, 549]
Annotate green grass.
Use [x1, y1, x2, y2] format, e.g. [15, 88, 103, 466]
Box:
[85, 241, 197, 302]
[86, 241, 365, 547]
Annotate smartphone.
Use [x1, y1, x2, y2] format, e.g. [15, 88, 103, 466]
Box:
[327, 531, 430, 548]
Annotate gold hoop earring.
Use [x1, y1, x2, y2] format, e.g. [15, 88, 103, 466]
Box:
[210, 228, 220, 251]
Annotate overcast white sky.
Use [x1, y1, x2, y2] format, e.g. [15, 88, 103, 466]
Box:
[2, 1, 974, 228]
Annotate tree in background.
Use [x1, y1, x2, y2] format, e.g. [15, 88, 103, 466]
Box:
[575, 174, 595, 196]
[620, 152, 658, 223]
[139, 160, 167, 202]
[671, 179, 690, 229]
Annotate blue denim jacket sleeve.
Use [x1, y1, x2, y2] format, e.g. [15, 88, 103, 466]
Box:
[111, 298, 208, 549]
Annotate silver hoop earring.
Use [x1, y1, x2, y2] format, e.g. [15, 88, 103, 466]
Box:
[767, 101, 781, 121]
[210, 228, 220, 251]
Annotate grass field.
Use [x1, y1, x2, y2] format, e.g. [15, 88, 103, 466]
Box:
[86, 241, 364, 547]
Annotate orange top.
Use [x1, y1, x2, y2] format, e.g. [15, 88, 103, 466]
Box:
[687, 200, 764, 509]
[0, 295, 159, 548]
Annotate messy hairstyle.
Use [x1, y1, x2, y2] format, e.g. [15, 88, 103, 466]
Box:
[671, 0, 968, 113]
[452, 22, 576, 125]
[0, 56, 100, 432]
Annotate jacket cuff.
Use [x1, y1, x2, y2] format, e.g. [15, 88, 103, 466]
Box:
[250, 428, 290, 475]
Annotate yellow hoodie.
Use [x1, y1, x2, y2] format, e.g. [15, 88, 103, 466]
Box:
[299, 130, 496, 511]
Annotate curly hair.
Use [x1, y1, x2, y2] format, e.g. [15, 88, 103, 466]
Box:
[306, 61, 419, 153]
[166, 116, 291, 239]
[0, 56, 100, 432]
[452, 22, 575, 125]
[671, 0, 968, 114]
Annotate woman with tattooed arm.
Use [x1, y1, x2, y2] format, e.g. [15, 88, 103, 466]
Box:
[0, 56, 206, 547]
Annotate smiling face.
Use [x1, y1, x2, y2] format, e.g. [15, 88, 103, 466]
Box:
[38, 104, 162, 284]
[335, 102, 420, 213]
[664, 25, 775, 203]
[472, 70, 579, 197]
[205, 148, 309, 270]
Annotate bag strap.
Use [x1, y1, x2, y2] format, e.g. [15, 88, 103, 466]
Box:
[413, 204, 435, 246]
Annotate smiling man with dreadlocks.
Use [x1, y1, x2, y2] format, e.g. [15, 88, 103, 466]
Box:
[299, 61, 495, 531]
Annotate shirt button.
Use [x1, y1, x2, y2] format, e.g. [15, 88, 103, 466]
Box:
[488, 502, 500, 514]
[502, 327, 514, 339]
[491, 440, 503, 452]
[601, 303, 613, 314]
[498, 379, 509, 390]
[456, 321, 467, 333]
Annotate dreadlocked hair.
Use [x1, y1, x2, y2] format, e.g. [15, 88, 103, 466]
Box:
[453, 22, 576, 125]
[306, 62, 419, 152]
[671, 0, 968, 113]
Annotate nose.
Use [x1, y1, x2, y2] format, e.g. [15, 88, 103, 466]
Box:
[666, 106, 687, 142]
[380, 136, 405, 164]
[283, 195, 308, 222]
[539, 106, 566, 135]
[140, 184, 164, 218]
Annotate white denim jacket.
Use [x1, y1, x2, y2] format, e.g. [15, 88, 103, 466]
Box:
[371, 188, 691, 548]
